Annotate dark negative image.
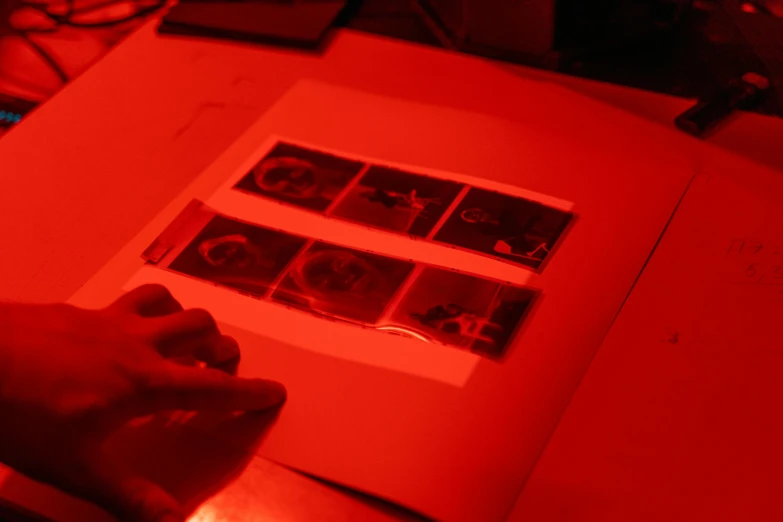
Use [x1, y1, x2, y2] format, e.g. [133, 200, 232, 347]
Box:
[434, 188, 574, 270]
[271, 242, 415, 324]
[390, 267, 537, 357]
[330, 166, 465, 237]
[168, 215, 308, 297]
[234, 142, 366, 212]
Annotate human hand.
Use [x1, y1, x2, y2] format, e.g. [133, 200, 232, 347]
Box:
[0, 284, 285, 522]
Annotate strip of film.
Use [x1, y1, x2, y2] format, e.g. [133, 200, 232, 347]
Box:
[143, 201, 540, 359]
[231, 139, 575, 272]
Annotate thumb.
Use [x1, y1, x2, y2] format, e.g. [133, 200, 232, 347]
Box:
[73, 455, 183, 522]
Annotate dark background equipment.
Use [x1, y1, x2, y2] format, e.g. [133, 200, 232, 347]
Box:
[1, 0, 782, 124]
[344, 0, 783, 117]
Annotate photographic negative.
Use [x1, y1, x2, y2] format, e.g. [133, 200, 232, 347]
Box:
[389, 267, 536, 357]
[271, 242, 415, 324]
[234, 142, 366, 212]
[168, 215, 308, 297]
[433, 188, 573, 270]
[330, 166, 465, 237]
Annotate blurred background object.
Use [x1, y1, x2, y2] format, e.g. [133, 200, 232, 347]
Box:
[409, 0, 782, 115]
[0, 0, 171, 104]
[415, 0, 693, 68]
[0, 0, 781, 133]
[158, 0, 346, 49]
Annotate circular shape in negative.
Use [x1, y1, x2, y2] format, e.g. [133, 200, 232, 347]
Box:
[198, 234, 265, 269]
[460, 207, 496, 224]
[253, 156, 323, 199]
[291, 249, 384, 298]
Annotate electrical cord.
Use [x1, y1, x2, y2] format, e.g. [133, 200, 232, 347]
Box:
[20, 0, 167, 29]
[21, 33, 70, 82]
[2, 0, 168, 91]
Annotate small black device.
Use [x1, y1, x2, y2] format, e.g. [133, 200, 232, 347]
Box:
[158, 0, 347, 50]
[675, 73, 771, 137]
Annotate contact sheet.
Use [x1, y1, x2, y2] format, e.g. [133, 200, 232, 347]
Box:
[67, 79, 698, 522]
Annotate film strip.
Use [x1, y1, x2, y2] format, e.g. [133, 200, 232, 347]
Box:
[143, 200, 540, 359]
[231, 140, 575, 272]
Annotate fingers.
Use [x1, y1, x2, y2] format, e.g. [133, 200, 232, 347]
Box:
[111, 287, 220, 346]
[141, 308, 219, 345]
[109, 285, 184, 318]
[67, 455, 183, 522]
[163, 333, 240, 369]
[132, 302, 239, 368]
[112, 287, 243, 372]
[143, 364, 286, 413]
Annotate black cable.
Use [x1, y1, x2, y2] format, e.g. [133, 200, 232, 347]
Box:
[3, 0, 168, 92]
[59, 1, 167, 28]
[20, 0, 167, 29]
[17, 32, 70, 83]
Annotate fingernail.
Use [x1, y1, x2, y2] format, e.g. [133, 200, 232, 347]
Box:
[259, 380, 287, 409]
[214, 336, 240, 363]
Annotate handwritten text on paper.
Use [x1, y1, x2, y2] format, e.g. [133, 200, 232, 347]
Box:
[725, 239, 783, 300]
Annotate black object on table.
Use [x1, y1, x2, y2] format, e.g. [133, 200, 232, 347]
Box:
[158, 0, 348, 50]
[675, 72, 771, 136]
